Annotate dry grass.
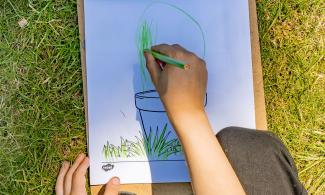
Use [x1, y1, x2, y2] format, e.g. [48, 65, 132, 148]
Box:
[257, 0, 325, 193]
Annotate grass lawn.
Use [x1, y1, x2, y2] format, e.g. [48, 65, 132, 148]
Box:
[0, 0, 324, 194]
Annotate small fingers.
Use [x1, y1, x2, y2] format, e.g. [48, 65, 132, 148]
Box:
[144, 51, 160, 85]
[64, 153, 86, 195]
[152, 44, 202, 66]
[55, 161, 70, 195]
[191, 56, 206, 68]
[103, 177, 120, 195]
[74, 156, 89, 177]
[152, 44, 176, 58]
[171, 44, 188, 52]
[172, 44, 206, 67]
[71, 157, 89, 195]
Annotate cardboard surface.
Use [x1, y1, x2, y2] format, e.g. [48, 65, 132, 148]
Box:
[77, 0, 267, 194]
[248, 0, 268, 130]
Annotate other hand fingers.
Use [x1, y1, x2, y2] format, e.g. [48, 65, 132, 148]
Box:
[55, 161, 70, 195]
[103, 177, 120, 195]
[64, 153, 86, 195]
[70, 156, 89, 195]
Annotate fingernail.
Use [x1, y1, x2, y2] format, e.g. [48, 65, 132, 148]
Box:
[62, 161, 69, 167]
[112, 177, 120, 185]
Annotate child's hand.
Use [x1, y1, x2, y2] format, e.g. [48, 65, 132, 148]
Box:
[55, 153, 120, 195]
[144, 44, 207, 122]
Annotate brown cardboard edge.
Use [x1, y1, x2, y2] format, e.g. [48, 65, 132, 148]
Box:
[249, 0, 268, 130]
[77, 0, 268, 194]
[77, 0, 88, 139]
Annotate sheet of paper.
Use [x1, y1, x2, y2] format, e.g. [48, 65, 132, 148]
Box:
[84, 0, 255, 185]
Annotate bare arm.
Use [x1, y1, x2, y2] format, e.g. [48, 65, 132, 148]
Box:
[144, 44, 245, 195]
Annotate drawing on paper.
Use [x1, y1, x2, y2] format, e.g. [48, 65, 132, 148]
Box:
[84, 0, 256, 185]
[102, 2, 207, 165]
[103, 123, 182, 161]
[137, 20, 155, 91]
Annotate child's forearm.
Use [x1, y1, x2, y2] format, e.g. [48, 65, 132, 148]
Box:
[144, 44, 245, 194]
[170, 110, 246, 195]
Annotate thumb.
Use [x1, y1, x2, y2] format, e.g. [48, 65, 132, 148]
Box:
[103, 177, 120, 195]
[144, 51, 160, 85]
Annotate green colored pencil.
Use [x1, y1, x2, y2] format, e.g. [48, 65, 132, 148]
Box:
[144, 49, 186, 69]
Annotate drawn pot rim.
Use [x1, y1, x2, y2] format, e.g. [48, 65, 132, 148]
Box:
[135, 90, 207, 113]
[135, 90, 165, 112]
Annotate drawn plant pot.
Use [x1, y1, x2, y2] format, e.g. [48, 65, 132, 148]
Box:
[134, 90, 207, 160]
[134, 90, 182, 159]
[135, 90, 168, 132]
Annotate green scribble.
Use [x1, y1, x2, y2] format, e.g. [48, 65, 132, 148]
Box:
[137, 21, 155, 91]
[136, 2, 206, 91]
[103, 124, 182, 161]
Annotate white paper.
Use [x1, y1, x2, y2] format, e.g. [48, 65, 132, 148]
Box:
[84, 0, 255, 185]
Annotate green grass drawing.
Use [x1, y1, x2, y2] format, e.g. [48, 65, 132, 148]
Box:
[136, 2, 207, 91]
[103, 124, 182, 161]
[137, 21, 155, 90]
